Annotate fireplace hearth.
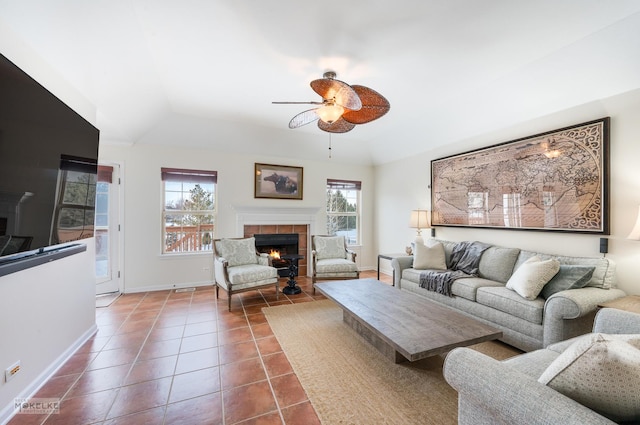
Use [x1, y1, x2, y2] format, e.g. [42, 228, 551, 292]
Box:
[254, 233, 299, 277]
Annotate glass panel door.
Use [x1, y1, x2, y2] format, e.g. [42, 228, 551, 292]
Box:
[95, 164, 120, 295]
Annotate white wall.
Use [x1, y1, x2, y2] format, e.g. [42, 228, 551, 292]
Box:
[374, 88, 640, 296]
[0, 244, 97, 423]
[98, 143, 375, 293]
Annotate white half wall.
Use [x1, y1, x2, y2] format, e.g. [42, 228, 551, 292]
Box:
[374, 88, 640, 296]
[0, 244, 97, 424]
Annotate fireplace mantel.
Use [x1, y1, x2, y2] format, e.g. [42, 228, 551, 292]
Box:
[233, 206, 322, 235]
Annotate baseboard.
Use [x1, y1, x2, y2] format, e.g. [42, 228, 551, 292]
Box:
[123, 280, 214, 294]
[0, 324, 97, 425]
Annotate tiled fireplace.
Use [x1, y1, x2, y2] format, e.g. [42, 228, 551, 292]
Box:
[244, 225, 308, 276]
[234, 206, 320, 278]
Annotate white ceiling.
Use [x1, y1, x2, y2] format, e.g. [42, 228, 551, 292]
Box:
[2, 0, 640, 165]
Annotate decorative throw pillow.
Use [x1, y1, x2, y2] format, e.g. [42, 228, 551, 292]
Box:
[540, 265, 595, 299]
[315, 236, 346, 260]
[538, 333, 640, 423]
[218, 238, 258, 267]
[505, 256, 560, 300]
[413, 241, 447, 270]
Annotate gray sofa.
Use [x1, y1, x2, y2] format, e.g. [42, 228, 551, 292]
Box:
[391, 239, 626, 351]
[444, 308, 640, 424]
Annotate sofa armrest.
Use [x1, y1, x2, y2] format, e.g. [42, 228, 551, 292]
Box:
[346, 249, 357, 262]
[543, 287, 627, 346]
[257, 253, 271, 266]
[390, 256, 413, 288]
[443, 347, 616, 425]
[214, 256, 229, 287]
[546, 287, 627, 320]
[594, 307, 640, 333]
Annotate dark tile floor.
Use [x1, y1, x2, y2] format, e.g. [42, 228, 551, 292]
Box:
[8, 270, 391, 425]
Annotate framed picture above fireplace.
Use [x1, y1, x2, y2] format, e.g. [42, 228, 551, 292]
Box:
[255, 163, 303, 200]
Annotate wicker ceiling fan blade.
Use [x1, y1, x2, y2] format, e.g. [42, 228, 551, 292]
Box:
[272, 101, 324, 105]
[341, 85, 390, 124]
[317, 117, 356, 133]
[310, 77, 362, 111]
[288, 108, 320, 129]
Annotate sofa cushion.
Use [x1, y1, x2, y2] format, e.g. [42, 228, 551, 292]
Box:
[451, 277, 504, 302]
[506, 256, 560, 300]
[502, 348, 560, 379]
[538, 333, 640, 423]
[545, 335, 585, 354]
[315, 236, 346, 260]
[540, 265, 595, 299]
[227, 263, 278, 286]
[217, 238, 258, 267]
[476, 286, 545, 324]
[413, 241, 447, 270]
[478, 246, 520, 283]
[315, 258, 358, 275]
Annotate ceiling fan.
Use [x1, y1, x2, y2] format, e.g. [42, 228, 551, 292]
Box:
[273, 71, 390, 133]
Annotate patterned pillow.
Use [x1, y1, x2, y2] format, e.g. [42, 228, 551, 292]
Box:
[540, 265, 595, 299]
[538, 333, 640, 423]
[315, 236, 346, 260]
[217, 238, 258, 267]
[506, 256, 560, 300]
[413, 241, 447, 270]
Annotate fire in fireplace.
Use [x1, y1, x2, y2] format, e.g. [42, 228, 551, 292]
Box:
[254, 233, 299, 277]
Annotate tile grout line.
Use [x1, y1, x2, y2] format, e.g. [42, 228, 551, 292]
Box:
[102, 291, 173, 423]
[242, 290, 287, 425]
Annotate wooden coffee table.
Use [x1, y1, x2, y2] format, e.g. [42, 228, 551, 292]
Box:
[315, 278, 502, 363]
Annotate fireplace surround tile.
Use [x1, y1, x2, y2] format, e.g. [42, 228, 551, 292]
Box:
[244, 225, 308, 276]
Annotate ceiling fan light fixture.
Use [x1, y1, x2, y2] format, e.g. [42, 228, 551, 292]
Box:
[273, 71, 389, 132]
[317, 102, 344, 124]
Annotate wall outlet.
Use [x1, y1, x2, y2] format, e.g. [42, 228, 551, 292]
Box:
[5, 361, 21, 382]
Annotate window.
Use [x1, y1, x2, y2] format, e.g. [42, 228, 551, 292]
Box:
[161, 168, 216, 254]
[52, 155, 98, 245]
[326, 179, 361, 245]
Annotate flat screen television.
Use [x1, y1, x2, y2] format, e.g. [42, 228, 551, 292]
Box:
[0, 52, 100, 266]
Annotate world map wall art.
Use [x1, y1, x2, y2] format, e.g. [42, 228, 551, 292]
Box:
[431, 117, 609, 234]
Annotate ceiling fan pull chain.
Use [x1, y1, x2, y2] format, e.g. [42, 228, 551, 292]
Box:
[328, 134, 332, 159]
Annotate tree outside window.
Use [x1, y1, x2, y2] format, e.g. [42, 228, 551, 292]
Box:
[326, 179, 361, 245]
[162, 168, 216, 254]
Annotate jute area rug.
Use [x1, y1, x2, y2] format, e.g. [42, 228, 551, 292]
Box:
[263, 299, 520, 425]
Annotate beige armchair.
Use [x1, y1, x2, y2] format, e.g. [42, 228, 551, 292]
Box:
[312, 235, 359, 293]
[213, 237, 279, 311]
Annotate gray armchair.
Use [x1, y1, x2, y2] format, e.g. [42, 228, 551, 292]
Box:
[444, 308, 640, 425]
[213, 237, 279, 311]
[311, 235, 359, 293]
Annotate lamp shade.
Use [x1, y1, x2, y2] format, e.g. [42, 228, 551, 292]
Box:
[628, 205, 640, 240]
[409, 210, 430, 229]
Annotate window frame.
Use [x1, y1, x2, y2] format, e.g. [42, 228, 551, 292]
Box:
[325, 179, 361, 246]
[161, 168, 217, 255]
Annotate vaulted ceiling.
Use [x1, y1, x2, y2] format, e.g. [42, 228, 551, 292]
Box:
[1, 1, 640, 165]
